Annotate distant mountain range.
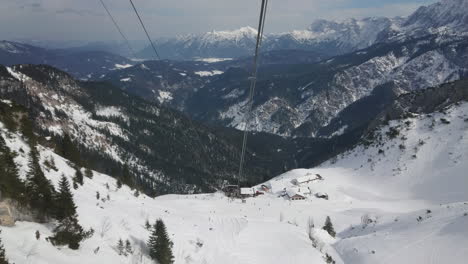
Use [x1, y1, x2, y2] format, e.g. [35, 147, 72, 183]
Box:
[137, 0, 468, 61]
[0, 41, 133, 80]
[138, 17, 398, 60]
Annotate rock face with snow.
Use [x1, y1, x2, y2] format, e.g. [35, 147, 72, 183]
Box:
[401, 0, 468, 35]
[269, 17, 402, 56]
[99, 60, 219, 111]
[183, 34, 468, 137]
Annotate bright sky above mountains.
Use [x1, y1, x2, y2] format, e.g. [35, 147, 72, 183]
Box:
[1, 0, 436, 44]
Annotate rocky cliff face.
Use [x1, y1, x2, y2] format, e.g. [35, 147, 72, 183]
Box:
[182, 34, 468, 137]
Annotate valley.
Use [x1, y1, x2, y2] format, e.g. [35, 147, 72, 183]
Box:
[1, 89, 467, 264]
[1, 0, 467, 263]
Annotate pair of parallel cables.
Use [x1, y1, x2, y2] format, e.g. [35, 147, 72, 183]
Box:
[98, 0, 160, 60]
[98, 0, 269, 183]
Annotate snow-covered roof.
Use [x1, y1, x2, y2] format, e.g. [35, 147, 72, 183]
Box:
[240, 188, 255, 195]
[265, 180, 286, 193]
[286, 187, 310, 198]
[293, 174, 319, 184]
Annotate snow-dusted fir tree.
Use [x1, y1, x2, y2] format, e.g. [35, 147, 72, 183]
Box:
[121, 163, 133, 189]
[323, 216, 336, 237]
[50, 176, 90, 249]
[125, 239, 133, 255]
[84, 168, 93, 179]
[74, 167, 84, 186]
[145, 219, 152, 230]
[0, 230, 10, 264]
[53, 176, 76, 221]
[148, 219, 174, 264]
[0, 136, 25, 204]
[26, 146, 55, 221]
[117, 238, 125, 256]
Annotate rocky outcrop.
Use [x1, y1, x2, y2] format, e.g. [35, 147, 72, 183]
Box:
[368, 78, 468, 131]
[0, 200, 14, 227]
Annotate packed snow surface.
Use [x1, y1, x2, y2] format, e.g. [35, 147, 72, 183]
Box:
[194, 70, 224, 77]
[1, 102, 468, 264]
[114, 64, 133, 70]
[195, 58, 233, 63]
[157, 91, 173, 104]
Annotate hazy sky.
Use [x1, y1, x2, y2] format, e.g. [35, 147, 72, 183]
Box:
[1, 0, 437, 44]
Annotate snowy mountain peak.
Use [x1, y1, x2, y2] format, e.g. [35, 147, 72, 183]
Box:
[203, 26, 258, 42]
[174, 26, 258, 43]
[220, 26, 258, 35]
[404, 0, 468, 32]
[276, 17, 398, 49]
[307, 17, 395, 33]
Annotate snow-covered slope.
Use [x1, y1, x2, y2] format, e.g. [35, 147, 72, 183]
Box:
[0, 119, 326, 264]
[1, 92, 467, 264]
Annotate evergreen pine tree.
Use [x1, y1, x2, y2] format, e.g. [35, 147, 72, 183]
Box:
[0, 137, 26, 204]
[50, 176, 91, 250]
[84, 168, 93, 179]
[145, 219, 152, 230]
[20, 116, 35, 144]
[0, 230, 10, 264]
[25, 146, 55, 221]
[74, 167, 84, 186]
[72, 180, 79, 190]
[147, 222, 158, 258]
[116, 180, 122, 189]
[325, 254, 336, 264]
[53, 176, 77, 221]
[59, 134, 82, 166]
[121, 163, 133, 188]
[148, 219, 174, 264]
[117, 238, 125, 256]
[50, 215, 88, 250]
[323, 216, 336, 237]
[125, 239, 133, 255]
